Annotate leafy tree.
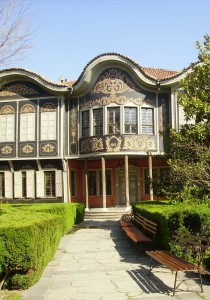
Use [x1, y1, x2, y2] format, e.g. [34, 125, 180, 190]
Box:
[162, 34, 210, 203]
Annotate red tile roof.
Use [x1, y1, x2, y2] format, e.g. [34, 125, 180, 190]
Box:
[141, 67, 179, 81]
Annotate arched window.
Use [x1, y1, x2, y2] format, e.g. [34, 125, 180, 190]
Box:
[0, 105, 15, 142]
[20, 104, 36, 141]
[41, 104, 56, 140]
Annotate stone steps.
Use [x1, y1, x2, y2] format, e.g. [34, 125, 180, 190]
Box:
[84, 207, 131, 220]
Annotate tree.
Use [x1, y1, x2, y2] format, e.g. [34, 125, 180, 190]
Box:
[162, 34, 210, 203]
[0, 0, 33, 66]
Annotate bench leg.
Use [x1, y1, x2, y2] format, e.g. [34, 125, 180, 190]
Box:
[199, 271, 203, 293]
[148, 258, 160, 275]
[173, 271, 178, 296]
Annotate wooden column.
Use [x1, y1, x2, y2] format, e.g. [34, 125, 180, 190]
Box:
[101, 156, 107, 209]
[148, 153, 154, 200]
[125, 155, 130, 207]
[84, 159, 89, 211]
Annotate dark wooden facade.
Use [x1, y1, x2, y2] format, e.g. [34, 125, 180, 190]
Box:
[0, 54, 188, 209]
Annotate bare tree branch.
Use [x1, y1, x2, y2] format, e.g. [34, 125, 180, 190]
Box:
[0, 0, 34, 66]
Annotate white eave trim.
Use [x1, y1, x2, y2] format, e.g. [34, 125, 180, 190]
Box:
[73, 55, 157, 91]
[0, 69, 69, 92]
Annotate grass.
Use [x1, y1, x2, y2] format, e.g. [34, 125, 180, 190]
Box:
[0, 290, 23, 300]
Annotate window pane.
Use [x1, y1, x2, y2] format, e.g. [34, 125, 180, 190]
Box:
[107, 107, 120, 134]
[124, 107, 137, 133]
[82, 111, 89, 137]
[44, 171, 55, 197]
[93, 108, 103, 136]
[141, 108, 154, 134]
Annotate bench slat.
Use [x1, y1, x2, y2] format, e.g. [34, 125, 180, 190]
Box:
[120, 213, 157, 245]
[146, 250, 198, 271]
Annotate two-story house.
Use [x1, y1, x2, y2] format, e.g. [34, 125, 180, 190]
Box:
[0, 53, 188, 209]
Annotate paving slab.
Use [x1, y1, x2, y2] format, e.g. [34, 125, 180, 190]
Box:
[22, 219, 210, 300]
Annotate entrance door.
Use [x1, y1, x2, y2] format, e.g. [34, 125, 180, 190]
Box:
[117, 165, 139, 205]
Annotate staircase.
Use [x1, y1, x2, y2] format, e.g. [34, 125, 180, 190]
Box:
[84, 207, 131, 220]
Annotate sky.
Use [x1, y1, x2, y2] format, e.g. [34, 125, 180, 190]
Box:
[5, 0, 210, 82]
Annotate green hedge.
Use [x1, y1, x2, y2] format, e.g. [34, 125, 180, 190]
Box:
[133, 201, 210, 270]
[0, 203, 85, 289]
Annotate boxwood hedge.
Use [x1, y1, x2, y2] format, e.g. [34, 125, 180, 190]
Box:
[0, 203, 84, 289]
[133, 201, 210, 271]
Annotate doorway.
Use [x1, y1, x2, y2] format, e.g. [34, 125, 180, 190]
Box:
[116, 165, 139, 205]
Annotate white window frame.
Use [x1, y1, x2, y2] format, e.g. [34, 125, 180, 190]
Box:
[141, 106, 155, 135]
[124, 106, 138, 134]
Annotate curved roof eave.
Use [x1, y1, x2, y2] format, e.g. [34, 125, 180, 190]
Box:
[159, 61, 201, 86]
[0, 68, 70, 93]
[72, 53, 158, 93]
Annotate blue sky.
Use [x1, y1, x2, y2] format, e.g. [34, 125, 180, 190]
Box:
[8, 0, 210, 82]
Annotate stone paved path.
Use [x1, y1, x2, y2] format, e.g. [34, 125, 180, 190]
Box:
[22, 220, 210, 300]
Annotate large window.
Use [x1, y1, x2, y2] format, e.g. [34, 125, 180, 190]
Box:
[71, 170, 76, 196]
[44, 171, 55, 197]
[87, 169, 112, 196]
[0, 173, 4, 197]
[124, 107, 137, 134]
[82, 111, 89, 137]
[107, 107, 120, 134]
[20, 104, 36, 141]
[41, 104, 56, 140]
[141, 108, 154, 135]
[93, 108, 103, 136]
[0, 105, 15, 142]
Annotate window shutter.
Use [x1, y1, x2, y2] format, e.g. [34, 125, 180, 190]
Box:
[41, 112, 56, 140]
[20, 114, 27, 141]
[20, 113, 35, 141]
[28, 113, 35, 140]
[56, 170, 63, 197]
[4, 172, 13, 198]
[48, 112, 56, 140]
[41, 113, 48, 140]
[36, 171, 44, 198]
[7, 115, 15, 142]
[0, 115, 7, 142]
[26, 170, 35, 198]
[14, 171, 22, 198]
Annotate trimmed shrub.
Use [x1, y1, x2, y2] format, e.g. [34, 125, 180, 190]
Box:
[0, 203, 85, 289]
[133, 201, 210, 270]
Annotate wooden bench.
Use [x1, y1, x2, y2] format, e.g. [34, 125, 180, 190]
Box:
[146, 230, 210, 296]
[120, 212, 157, 246]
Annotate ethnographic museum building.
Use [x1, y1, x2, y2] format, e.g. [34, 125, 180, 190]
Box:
[0, 53, 188, 210]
